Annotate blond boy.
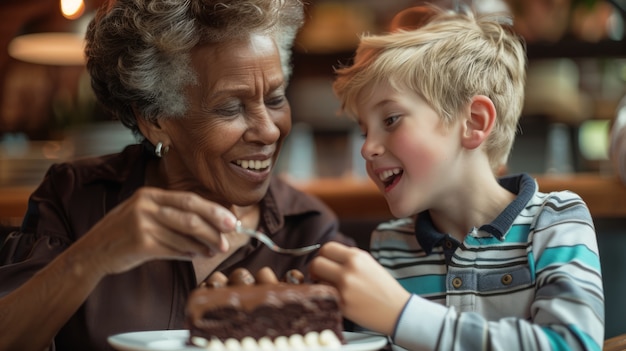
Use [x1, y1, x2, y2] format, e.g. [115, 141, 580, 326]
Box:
[310, 6, 604, 351]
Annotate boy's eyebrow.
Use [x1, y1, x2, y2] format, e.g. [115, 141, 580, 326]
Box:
[372, 99, 395, 110]
[355, 99, 394, 123]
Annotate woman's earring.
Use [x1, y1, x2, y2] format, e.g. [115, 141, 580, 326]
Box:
[155, 142, 169, 158]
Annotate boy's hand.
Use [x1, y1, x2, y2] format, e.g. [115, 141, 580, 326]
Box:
[309, 241, 411, 336]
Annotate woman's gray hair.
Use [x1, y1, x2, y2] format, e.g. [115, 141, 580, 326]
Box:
[85, 0, 304, 138]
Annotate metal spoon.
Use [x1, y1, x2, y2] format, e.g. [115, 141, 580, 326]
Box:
[235, 220, 320, 256]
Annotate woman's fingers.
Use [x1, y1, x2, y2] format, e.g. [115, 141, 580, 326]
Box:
[80, 187, 243, 275]
[143, 218, 215, 258]
[138, 188, 237, 253]
[143, 187, 237, 230]
[154, 205, 224, 253]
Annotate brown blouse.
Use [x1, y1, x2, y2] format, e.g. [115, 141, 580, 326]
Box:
[0, 144, 353, 350]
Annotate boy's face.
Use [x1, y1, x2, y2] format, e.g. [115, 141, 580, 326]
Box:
[355, 82, 464, 218]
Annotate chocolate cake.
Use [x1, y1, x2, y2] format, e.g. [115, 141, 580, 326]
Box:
[185, 267, 344, 349]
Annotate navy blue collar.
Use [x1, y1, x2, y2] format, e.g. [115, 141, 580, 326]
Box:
[415, 173, 536, 254]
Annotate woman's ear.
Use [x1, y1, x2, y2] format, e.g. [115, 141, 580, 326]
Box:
[461, 95, 496, 150]
[136, 111, 170, 146]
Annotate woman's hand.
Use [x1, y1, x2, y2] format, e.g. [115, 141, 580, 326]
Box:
[72, 187, 238, 276]
[309, 241, 411, 336]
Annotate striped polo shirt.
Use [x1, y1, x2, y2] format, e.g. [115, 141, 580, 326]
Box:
[370, 173, 604, 351]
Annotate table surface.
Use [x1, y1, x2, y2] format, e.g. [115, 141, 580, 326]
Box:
[2, 173, 626, 222]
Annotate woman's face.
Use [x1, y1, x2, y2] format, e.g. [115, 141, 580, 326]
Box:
[158, 34, 291, 206]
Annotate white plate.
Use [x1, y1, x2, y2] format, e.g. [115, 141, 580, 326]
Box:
[108, 330, 388, 351]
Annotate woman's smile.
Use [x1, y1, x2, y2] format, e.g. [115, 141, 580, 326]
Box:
[230, 156, 273, 183]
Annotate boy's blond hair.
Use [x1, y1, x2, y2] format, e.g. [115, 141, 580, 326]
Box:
[333, 6, 527, 171]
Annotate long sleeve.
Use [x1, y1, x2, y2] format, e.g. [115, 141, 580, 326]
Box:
[389, 191, 604, 351]
[0, 163, 77, 298]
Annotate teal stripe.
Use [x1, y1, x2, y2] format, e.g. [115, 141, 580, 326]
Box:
[398, 275, 446, 295]
[541, 327, 571, 351]
[527, 251, 536, 277]
[536, 245, 601, 271]
[568, 324, 602, 351]
[465, 224, 530, 246]
[541, 325, 601, 351]
[567, 324, 602, 351]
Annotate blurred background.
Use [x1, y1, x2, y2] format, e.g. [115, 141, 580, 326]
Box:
[286, 0, 626, 179]
[1, 0, 625, 183]
[1, 0, 626, 339]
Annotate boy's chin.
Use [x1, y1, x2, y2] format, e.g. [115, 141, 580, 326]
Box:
[387, 203, 416, 219]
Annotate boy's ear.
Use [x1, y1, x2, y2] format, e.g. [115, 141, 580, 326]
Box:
[461, 95, 496, 150]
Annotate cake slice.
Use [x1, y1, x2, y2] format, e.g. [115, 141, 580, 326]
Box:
[185, 267, 344, 349]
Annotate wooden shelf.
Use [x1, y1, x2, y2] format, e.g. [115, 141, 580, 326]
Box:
[291, 173, 626, 219]
[526, 38, 626, 60]
[2, 174, 626, 225]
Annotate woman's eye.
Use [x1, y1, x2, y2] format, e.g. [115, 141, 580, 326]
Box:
[265, 95, 286, 108]
[214, 104, 242, 117]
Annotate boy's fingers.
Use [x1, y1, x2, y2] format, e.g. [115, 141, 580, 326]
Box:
[318, 241, 357, 264]
[310, 255, 344, 284]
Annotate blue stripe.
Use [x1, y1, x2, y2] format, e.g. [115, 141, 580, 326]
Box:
[536, 244, 601, 271]
[465, 224, 530, 246]
[398, 275, 446, 295]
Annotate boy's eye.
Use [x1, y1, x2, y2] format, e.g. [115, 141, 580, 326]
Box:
[384, 115, 399, 127]
[356, 122, 367, 138]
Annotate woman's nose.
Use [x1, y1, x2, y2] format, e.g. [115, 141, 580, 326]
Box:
[244, 107, 282, 144]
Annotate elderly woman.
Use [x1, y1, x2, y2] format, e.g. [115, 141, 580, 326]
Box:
[0, 0, 351, 349]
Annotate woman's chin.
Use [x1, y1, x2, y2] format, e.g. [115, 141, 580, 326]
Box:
[232, 184, 270, 205]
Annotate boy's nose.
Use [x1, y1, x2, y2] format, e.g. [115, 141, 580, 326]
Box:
[361, 137, 384, 160]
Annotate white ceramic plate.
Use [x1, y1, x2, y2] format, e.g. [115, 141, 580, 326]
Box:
[108, 330, 388, 351]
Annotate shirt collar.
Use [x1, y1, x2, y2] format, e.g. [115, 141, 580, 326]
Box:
[255, 177, 324, 236]
[480, 173, 536, 238]
[414, 211, 450, 255]
[415, 173, 536, 253]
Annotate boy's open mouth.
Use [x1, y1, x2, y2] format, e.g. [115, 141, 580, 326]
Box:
[379, 168, 403, 188]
